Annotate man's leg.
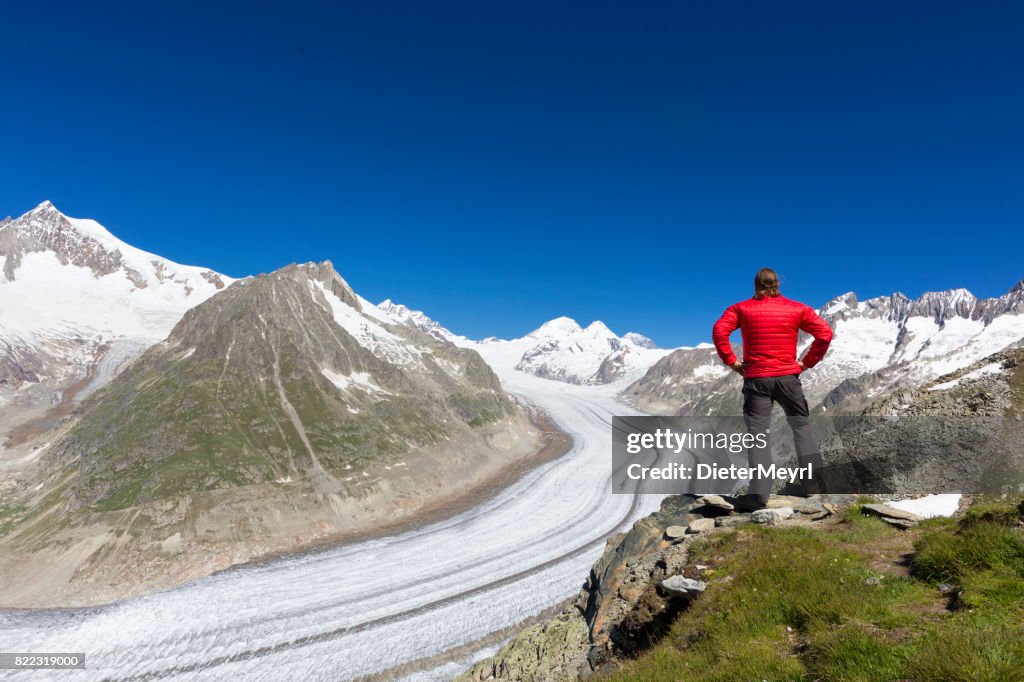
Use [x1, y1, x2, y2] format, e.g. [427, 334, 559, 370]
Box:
[775, 375, 826, 495]
[742, 379, 774, 505]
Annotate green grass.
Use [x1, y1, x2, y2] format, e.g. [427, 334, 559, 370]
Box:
[609, 498, 1024, 682]
[912, 507, 1024, 584]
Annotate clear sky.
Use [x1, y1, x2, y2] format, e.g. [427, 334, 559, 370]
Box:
[3, 1, 1023, 346]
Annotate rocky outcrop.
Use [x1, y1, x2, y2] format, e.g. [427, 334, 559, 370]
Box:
[459, 610, 590, 682]
[816, 348, 1024, 497]
[864, 347, 1022, 417]
[459, 494, 848, 681]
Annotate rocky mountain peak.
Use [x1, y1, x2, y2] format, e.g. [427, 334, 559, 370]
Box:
[819, 291, 913, 324]
[1, 202, 232, 390]
[624, 332, 657, 349]
[295, 260, 361, 311]
[378, 298, 407, 315]
[825, 284, 1024, 327]
[0, 200, 129, 281]
[906, 288, 978, 322]
[30, 199, 58, 213]
[376, 298, 457, 343]
[513, 315, 671, 385]
[44, 254, 517, 513]
[819, 291, 858, 320]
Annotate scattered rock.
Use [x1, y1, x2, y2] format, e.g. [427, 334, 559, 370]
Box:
[818, 494, 862, 506]
[715, 515, 750, 528]
[790, 498, 829, 516]
[880, 517, 918, 530]
[695, 495, 734, 511]
[766, 495, 804, 509]
[660, 575, 707, 599]
[687, 518, 716, 534]
[862, 503, 923, 523]
[751, 507, 794, 525]
[664, 525, 688, 541]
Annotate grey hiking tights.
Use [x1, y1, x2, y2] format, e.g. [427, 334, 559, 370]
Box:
[742, 373, 824, 501]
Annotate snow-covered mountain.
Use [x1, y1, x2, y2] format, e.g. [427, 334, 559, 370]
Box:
[370, 302, 675, 386]
[0, 201, 232, 388]
[511, 317, 672, 385]
[810, 283, 1024, 410]
[0, 201, 233, 453]
[626, 283, 1024, 415]
[375, 298, 469, 345]
[1, 259, 534, 607]
[381, 298, 676, 385]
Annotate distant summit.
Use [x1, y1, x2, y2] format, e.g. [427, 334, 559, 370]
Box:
[513, 316, 673, 385]
[0, 201, 231, 390]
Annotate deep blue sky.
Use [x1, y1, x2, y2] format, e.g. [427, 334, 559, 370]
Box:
[3, 2, 1023, 346]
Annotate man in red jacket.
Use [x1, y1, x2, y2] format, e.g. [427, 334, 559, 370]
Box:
[712, 268, 834, 508]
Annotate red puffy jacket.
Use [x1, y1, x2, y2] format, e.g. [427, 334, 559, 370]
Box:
[712, 295, 833, 378]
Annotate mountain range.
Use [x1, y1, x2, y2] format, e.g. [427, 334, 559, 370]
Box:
[2, 200, 1024, 608]
[0, 203, 539, 607]
[624, 282, 1024, 416]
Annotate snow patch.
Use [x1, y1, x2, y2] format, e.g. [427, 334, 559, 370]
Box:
[321, 368, 390, 396]
[312, 281, 428, 368]
[888, 494, 962, 518]
[928, 362, 1004, 391]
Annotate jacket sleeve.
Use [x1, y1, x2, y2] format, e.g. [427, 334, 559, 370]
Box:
[799, 306, 833, 368]
[711, 305, 740, 366]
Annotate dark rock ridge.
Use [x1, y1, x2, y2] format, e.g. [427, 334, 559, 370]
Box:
[820, 282, 1024, 326]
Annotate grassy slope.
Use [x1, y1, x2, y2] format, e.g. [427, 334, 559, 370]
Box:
[40, 270, 512, 513]
[609, 498, 1024, 682]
